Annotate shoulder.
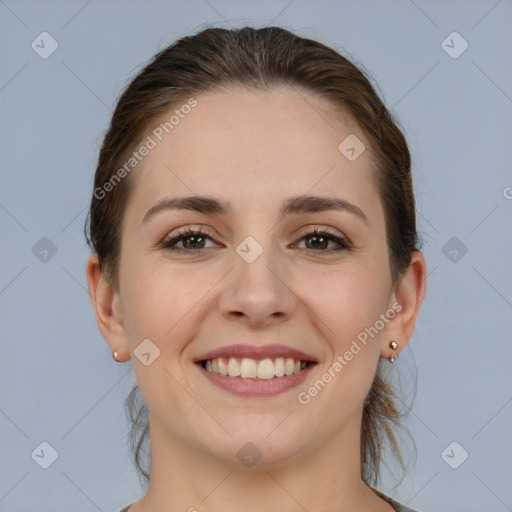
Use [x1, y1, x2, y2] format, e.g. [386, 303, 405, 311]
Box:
[371, 487, 419, 512]
[118, 505, 134, 512]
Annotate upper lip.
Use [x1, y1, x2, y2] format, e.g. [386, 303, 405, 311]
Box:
[194, 344, 318, 363]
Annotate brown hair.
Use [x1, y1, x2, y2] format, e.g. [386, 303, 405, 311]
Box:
[85, 25, 419, 488]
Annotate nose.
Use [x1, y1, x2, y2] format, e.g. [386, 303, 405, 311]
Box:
[218, 245, 297, 328]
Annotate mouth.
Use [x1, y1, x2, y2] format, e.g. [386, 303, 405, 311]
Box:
[194, 344, 318, 397]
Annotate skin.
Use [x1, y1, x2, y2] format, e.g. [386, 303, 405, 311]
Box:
[87, 86, 426, 512]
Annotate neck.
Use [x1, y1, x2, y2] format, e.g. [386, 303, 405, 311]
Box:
[131, 410, 392, 512]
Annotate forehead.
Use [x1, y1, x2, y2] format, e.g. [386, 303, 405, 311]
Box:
[127, 86, 380, 219]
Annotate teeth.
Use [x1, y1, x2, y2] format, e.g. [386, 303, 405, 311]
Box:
[240, 358, 257, 378]
[218, 358, 228, 376]
[285, 357, 294, 376]
[203, 356, 309, 379]
[227, 357, 240, 377]
[257, 358, 274, 380]
[274, 357, 285, 377]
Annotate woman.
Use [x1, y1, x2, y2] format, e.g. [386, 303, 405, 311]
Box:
[85, 26, 426, 512]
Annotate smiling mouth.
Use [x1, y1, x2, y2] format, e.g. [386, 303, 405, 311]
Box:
[200, 356, 315, 380]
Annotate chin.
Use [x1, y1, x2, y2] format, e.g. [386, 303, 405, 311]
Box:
[197, 416, 314, 468]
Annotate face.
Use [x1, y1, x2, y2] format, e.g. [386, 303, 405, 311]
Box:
[101, 87, 409, 468]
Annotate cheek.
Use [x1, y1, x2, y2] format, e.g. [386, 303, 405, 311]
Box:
[119, 255, 219, 346]
[119, 263, 209, 416]
[292, 255, 390, 345]
[294, 266, 386, 424]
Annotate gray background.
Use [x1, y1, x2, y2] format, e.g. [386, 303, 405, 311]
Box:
[1, 1, 511, 511]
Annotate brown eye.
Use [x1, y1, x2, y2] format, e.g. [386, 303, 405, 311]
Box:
[160, 227, 220, 253]
[295, 227, 351, 255]
[304, 233, 330, 250]
[181, 234, 206, 249]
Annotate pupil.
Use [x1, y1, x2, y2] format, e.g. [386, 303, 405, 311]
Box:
[307, 235, 327, 250]
[185, 235, 204, 249]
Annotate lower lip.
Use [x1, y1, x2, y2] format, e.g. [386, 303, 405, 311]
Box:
[197, 363, 316, 397]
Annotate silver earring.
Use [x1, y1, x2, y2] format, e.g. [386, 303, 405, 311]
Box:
[389, 340, 398, 363]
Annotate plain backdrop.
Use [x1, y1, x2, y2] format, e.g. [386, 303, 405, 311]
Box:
[1, 1, 511, 511]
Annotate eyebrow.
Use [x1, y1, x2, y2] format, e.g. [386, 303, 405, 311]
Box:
[141, 194, 368, 225]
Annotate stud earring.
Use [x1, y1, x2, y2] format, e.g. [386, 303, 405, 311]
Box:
[389, 340, 398, 363]
[112, 350, 120, 362]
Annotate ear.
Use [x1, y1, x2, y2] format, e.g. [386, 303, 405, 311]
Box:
[381, 250, 426, 358]
[86, 253, 130, 362]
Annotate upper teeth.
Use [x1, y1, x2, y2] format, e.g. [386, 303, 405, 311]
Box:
[204, 357, 308, 379]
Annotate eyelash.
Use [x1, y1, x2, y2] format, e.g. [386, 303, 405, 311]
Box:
[159, 226, 352, 256]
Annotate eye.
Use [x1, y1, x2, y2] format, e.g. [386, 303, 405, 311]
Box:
[294, 227, 351, 255]
[159, 227, 220, 253]
[159, 226, 351, 256]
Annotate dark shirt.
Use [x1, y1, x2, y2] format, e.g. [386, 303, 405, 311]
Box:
[372, 487, 419, 511]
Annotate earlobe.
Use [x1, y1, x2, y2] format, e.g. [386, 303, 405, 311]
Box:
[381, 251, 427, 359]
[85, 253, 130, 362]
